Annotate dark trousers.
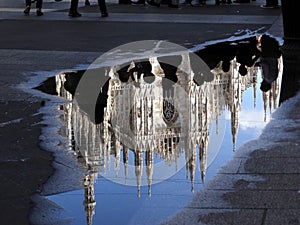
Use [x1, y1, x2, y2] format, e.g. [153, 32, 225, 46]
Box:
[70, 0, 78, 11]
[98, 0, 107, 12]
[25, 0, 42, 8]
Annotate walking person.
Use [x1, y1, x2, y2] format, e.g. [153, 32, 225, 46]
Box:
[24, 0, 43, 16]
[260, 0, 278, 8]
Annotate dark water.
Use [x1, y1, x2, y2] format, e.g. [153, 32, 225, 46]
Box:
[33, 36, 282, 225]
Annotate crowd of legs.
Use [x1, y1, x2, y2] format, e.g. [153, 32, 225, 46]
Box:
[23, 0, 279, 18]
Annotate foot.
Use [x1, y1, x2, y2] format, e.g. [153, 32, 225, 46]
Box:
[101, 11, 108, 17]
[36, 8, 43, 16]
[24, 6, 30, 15]
[260, 4, 278, 8]
[68, 10, 82, 17]
[146, 0, 160, 7]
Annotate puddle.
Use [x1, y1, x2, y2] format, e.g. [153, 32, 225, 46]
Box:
[31, 37, 282, 225]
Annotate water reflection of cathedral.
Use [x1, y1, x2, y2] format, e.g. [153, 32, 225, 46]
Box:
[55, 54, 281, 225]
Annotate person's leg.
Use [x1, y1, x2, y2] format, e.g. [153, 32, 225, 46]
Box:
[36, 0, 43, 15]
[98, 0, 108, 17]
[36, 0, 42, 9]
[69, 0, 81, 17]
[25, 0, 31, 6]
[70, 0, 79, 11]
[24, 0, 31, 15]
[261, 57, 278, 84]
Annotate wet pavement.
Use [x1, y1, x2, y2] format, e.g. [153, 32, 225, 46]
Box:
[0, 0, 299, 225]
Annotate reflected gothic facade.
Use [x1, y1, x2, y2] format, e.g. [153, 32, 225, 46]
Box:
[54, 54, 281, 225]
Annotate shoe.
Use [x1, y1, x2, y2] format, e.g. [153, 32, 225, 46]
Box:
[131, 0, 145, 5]
[24, 6, 30, 15]
[36, 9, 43, 16]
[55, 0, 63, 1]
[168, 3, 179, 8]
[85, 0, 90, 5]
[260, 4, 278, 8]
[101, 11, 108, 17]
[68, 10, 82, 17]
[146, 0, 160, 7]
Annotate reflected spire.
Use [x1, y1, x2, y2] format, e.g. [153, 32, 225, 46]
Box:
[231, 109, 238, 152]
[114, 140, 121, 177]
[262, 91, 268, 122]
[145, 149, 154, 197]
[253, 75, 257, 108]
[123, 146, 128, 184]
[83, 174, 96, 225]
[199, 137, 208, 184]
[134, 150, 143, 198]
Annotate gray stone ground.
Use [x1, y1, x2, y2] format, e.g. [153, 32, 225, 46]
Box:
[0, 0, 299, 224]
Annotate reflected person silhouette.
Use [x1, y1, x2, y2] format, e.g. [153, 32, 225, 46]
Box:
[236, 39, 260, 76]
[258, 34, 282, 92]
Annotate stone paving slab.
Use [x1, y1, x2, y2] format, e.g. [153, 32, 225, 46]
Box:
[161, 208, 265, 225]
[203, 173, 300, 191]
[264, 209, 300, 225]
[243, 157, 300, 174]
